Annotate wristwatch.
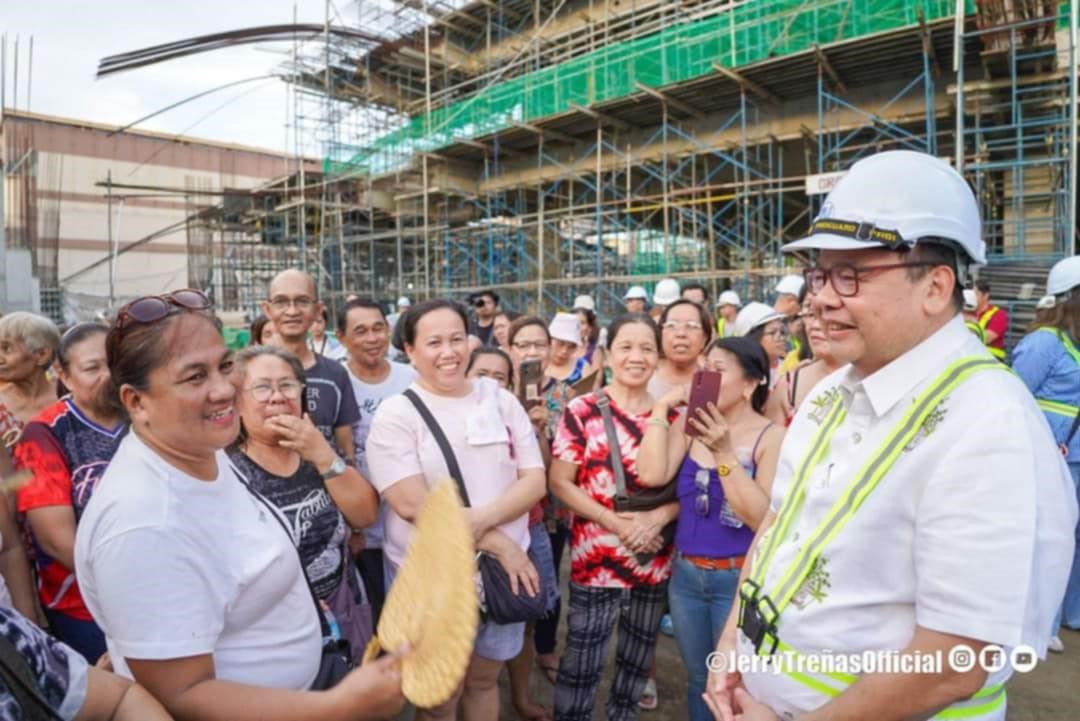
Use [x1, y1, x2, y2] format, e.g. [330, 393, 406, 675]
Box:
[320, 455, 347, 480]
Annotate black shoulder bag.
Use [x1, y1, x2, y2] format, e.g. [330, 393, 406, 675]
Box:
[229, 461, 353, 690]
[403, 389, 548, 624]
[596, 391, 676, 565]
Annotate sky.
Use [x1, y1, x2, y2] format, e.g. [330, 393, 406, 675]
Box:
[3, 1, 337, 153]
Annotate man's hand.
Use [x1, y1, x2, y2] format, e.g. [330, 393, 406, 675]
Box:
[703, 632, 742, 721]
[730, 688, 780, 721]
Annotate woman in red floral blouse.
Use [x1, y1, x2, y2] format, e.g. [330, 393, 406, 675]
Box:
[549, 313, 680, 721]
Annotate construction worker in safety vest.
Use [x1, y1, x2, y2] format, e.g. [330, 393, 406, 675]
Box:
[1010, 255, 1080, 653]
[774, 275, 805, 360]
[974, 279, 1009, 361]
[715, 290, 741, 338]
[702, 150, 1077, 721]
[962, 289, 987, 343]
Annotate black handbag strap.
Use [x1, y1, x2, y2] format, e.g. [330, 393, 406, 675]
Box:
[1066, 406, 1080, 449]
[0, 633, 64, 721]
[403, 389, 472, 507]
[595, 391, 629, 506]
[228, 459, 332, 639]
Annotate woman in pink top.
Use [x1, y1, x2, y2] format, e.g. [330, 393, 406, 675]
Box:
[366, 299, 546, 721]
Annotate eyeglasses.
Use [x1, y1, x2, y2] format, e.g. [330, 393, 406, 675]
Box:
[694, 469, 711, 517]
[112, 289, 211, 332]
[762, 326, 789, 339]
[268, 296, 314, 311]
[512, 341, 549, 352]
[803, 262, 935, 298]
[662, 320, 704, 332]
[247, 380, 304, 402]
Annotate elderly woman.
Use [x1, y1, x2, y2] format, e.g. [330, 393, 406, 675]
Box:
[227, 345, 379, 657]
[15, 323, 124, 663]
[366, 299, 546, 721]
[74, 289, 405, 721]
[549, 313, 680, 721]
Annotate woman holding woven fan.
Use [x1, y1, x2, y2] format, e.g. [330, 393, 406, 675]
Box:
[366, 298, 546, 721]
[549, 312, 680, 721]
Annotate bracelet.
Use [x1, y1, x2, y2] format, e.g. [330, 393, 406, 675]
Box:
[647, 417, 671, 430]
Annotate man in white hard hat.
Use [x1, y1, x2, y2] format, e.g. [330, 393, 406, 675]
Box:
[716, 290, 741, 338]
[652, 278, 681, 321]
[961, 289, 985, 343]
[704, 150, 1077, 721]
[1010, 254, 1080, 653]
[973, 280, 1010, 362]
[773, 275, 804, 319]
[573, 294, 596, 312]
[624, 286, 649, 314]
[386, 296, 411, 332]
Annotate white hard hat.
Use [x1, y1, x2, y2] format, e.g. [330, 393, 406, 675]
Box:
[774, 274, 805, 296]
[1036, 294, 1057, 310]
[962, 289, 977, 310]
[548, 312, 582, 346]
[785, 150, 986, 266]
[572, 294, 596, 312]
[733, 302, 786, 337]
[397, 296, 412, 308]
[653, 278, 681, 306]
[717, 290, 741, 308]
[1047, 256, 1080, 296]
[624, 285, 648, 301]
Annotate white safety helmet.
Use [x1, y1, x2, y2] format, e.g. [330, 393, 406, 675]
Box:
[1035, 294, 1057, 310]
[717, 290, 741, 308]
[733, 302, 786, 337]
[397, 296, 412, 308]
[653, 278, 681, 306]
[624, 285, 649, 301]
[785, 150, 986, 267]
[572, 294, 596, 312]
[774, 274, 805, 296]
[1046, 256, 1080, 297]
[962, 289, 977, 311]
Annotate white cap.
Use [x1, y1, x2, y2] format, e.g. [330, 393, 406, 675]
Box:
[717, 290, 741, 308]
[774, 274, 804, 296]
[572, 294, 596, 312]
[653, 278, 681, 306]
[962, 289, 977, 310]
[624, 285, 648, 301]
[733, 302, 786, 337]
[548, 312, 582, 346]
[397, 296, 412, 308]
[784, 150, 986, 266]
[1047, 256, 1080, 296]
[1036, 294, 1057, 310]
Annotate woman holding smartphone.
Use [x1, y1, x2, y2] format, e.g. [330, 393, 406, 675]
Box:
[637, 337, 784, 721]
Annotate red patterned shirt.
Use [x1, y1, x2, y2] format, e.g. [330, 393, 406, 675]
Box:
[552, 392, 678, 588]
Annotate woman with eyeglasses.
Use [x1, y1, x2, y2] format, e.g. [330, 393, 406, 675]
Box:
[733, 302, 789, 389]
[636, 337, 782, 721]
[549, 313, 680, 721]
[74, 290, 406, 721]
[647, 300, 713, 399]
[227, 346, 379, 658]
[366, 299, 545, 721]
[14, 323, 123, 663]
[765, 297, 843, 426]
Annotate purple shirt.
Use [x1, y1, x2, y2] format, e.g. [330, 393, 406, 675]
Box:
[674, 453, 755, 559]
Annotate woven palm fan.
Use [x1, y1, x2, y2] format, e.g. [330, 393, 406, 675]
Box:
[362, 478, 478, 707]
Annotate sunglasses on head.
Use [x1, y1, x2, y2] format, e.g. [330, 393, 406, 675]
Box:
[112, 289, 211, 332]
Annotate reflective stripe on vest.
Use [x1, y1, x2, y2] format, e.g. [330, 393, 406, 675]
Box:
[744, 356, 1008, 651]
[769, 638, 1006, 719]
[965, 320, 986, 344]
[1035, 326, 1080, 365]
[978, 307, 1006, 359]
[1033, 328, 1080, 419]
[717, 317, 727, 337]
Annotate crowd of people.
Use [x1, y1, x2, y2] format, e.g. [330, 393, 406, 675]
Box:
[0, 149, 1076, 721]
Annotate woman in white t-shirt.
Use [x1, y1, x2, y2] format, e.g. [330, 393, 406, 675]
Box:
[366, 299, 546, 721]
[73, 290, 405, 721]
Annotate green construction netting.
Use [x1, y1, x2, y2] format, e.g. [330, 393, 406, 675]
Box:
[329, 0, 987, 176]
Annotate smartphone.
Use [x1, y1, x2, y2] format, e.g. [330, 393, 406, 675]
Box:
[685, 369, 722, 438]
[518, 359, 544, 408]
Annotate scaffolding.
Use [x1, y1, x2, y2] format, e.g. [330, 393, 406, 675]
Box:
[207, 0, 1076, 323]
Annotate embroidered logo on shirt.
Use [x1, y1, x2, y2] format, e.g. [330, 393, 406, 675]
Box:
[903, 398, 948, 452]
[791, 556, 832, 609]
[807, 388, 841, 426]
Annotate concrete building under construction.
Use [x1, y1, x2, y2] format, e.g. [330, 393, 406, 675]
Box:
[4, 0, 1079, 337]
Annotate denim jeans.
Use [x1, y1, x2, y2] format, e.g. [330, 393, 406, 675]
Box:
[1055, 462, 1080, 631]
[667, 553, 741, 721]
